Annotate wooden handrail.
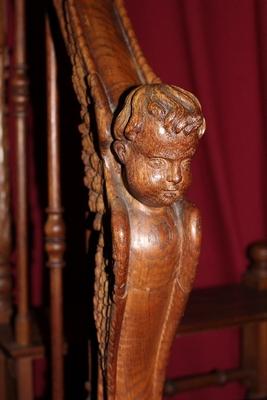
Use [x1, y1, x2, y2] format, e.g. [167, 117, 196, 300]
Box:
[165, 367, 253, 396]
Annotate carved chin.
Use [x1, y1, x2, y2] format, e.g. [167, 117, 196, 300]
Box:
[160, 190, 181, 203]
[132, 190, 183, 207]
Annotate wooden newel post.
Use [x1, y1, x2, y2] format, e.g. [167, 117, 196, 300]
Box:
[44, 15, 65, 400]
[244, 242, 267, 290]
[52, 1, 205, 398]
[242, 241, 267, 399]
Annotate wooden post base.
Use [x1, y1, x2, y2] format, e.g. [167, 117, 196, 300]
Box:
[242, 242, 267, 400]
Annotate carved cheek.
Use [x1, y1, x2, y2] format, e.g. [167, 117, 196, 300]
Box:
[149, 170, 166, 187]
[139, 166, 158, 192]
[125, 158, 146, 194]
[145, 163, 167, 185]
[182, 167, 192, 187]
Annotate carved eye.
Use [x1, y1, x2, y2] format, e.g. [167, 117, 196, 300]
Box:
[148, 158, 166, 168]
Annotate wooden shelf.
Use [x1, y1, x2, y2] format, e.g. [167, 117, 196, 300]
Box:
[178, 284, 267, 335]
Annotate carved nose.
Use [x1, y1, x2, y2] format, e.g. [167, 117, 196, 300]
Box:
[167, 164, 181, 183]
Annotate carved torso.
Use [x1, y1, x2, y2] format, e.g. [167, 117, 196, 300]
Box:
[112, 200, 191, 400]
[128, 204, 181, 290]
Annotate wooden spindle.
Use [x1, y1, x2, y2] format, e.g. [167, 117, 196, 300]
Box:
[11, 1, 34, 398]
[11, 0, 30, 346]
[0, 0, 12, 324]
[45, 15, 65, 400]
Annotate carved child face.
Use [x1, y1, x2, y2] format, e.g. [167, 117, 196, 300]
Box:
[114, 118, 199, 207]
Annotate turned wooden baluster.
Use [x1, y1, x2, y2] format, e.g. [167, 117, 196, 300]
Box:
[44, 15, 66, 400]
[11, 0, 33, 398]
[0, 0, 12, 325]
[12, 0, 30, 345]
[0, 2, 12, 397]
[242, 242, 267, 399]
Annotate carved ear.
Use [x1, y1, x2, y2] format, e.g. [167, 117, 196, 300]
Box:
[198, 117, 206, 138]
[113, 140, 129, 164]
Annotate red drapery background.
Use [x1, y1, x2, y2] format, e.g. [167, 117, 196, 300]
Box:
[123, 1, 267, 399]
[7, 0, 267, 399]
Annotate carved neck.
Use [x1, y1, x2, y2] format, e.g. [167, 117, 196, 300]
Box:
[128, 194, 179, 215]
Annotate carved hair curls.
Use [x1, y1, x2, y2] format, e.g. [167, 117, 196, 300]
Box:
[113, 84, 205, 142]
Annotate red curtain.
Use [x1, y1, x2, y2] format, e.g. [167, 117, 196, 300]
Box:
[124, 1, 267, 399]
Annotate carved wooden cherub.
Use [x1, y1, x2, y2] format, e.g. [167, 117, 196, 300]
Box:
[94, 83, 205, 399]
[53, 1, 205, 399]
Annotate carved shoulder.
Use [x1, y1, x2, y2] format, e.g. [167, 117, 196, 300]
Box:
[183, 200, 201, 251]
[104, 198, 130, 394]
[176, 200, 201, 293]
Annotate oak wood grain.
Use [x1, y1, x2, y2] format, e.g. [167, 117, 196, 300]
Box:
[53, 1, 205, 398]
